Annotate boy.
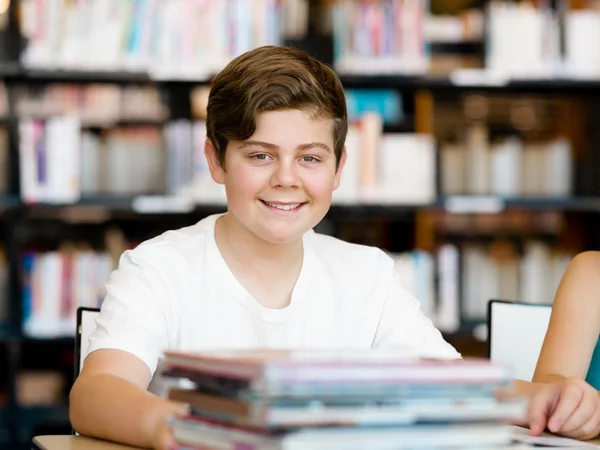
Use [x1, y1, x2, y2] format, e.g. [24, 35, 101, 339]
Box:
[69, 46, 460, 450]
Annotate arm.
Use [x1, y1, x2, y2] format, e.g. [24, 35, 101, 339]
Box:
[69, 248, 185, 449]
[533, 251, 600, 383]
[70, 349, 188, 449]
[513, 252, 600, 439]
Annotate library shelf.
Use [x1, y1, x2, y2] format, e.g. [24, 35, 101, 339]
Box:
[1, 67, 600, 93]
[14, 405, 70, 445]
[339, 75, 600, 92]
[0, 406, 9, 448]
[439, 196, 600, 214]
[0, 324, 17, 341]
[14, 196, 600, 218]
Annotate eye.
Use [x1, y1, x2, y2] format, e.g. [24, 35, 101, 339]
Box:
[252, 153, 270, 161]
[301, 155, 319, 163]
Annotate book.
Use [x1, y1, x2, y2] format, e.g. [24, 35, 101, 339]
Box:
[163, 349, 509, 386]
[169, 387, 526, 428]
[171, 415, 515, 450]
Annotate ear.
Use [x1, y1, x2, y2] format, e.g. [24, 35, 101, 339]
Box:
[332, 146, 347, 191]
[204, 139, 226, 185]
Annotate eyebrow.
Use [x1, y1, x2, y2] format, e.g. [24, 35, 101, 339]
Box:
[238, 140, 332, 152]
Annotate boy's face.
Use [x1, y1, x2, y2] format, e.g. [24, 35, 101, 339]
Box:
[206, 109, 346, 245]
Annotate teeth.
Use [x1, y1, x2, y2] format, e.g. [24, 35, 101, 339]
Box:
[264, 201, 301, 210]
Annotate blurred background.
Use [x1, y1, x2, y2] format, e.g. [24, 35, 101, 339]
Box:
[0, 0, 599, 447]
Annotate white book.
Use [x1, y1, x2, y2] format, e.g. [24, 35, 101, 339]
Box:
[440, 142, 465, 195]
[39, 252, 63, 338]
[490, 137, 522, 197]
[462, 245, 488, 320]
[80, 132, 101, 195]
[564, 10, 600, 80]
[331, 124, 360, 204]
[436, 244, 460, 333]
[413, 250, 435, 322]
[520, 242, 553, 305]
[465, 124, 489, 195]
[45, 116, 81, 203]
[19, 120, 41, 203]
[173, 420, 514, 450]
[378, 134, 436, 205]
[545, 138, 572, 197]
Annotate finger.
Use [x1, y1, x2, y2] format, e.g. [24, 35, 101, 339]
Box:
[563, 411, 600, 441]
[547, 385, 584, 433]
[528, 388, 555, 435]
[559, 394, 597, 434]
[160, 415, 180, 450]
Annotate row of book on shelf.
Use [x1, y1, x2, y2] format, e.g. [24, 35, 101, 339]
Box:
[19, 0, 307, 79]
[333, 0, 600, 79]
[13, 83, 169, 125]
[19, 0, 600, 80]
[440, 124, 573, 197]
[16, 238, 572, 338]
[15, 115, 574, 205]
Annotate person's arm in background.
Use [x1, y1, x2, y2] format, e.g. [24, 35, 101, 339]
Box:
[523, 251, 600, 439]
[534, 251, 600, 382]
[70, 350, 188, 450]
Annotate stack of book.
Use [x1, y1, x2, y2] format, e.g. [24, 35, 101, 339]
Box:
[161, 349, 525, 449]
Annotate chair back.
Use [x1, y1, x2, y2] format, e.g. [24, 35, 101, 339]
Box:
[487, 300, 552, 382]
[487, 299, 600, 388]
[75, 306, 101, 380]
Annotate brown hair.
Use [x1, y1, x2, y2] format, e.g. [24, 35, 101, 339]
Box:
[206, 45, 347, 169]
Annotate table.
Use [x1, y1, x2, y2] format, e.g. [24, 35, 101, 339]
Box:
[32, 435, 145, 450]
[31, 433, 600, 450]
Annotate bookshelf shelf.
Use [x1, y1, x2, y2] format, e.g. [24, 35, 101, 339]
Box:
[439, 196, 600, 214]
[0, 406, 9, 447]
[14, 405, 70, 444]
[18, 335, 74, 344]
[13, 69, 152, 84]
[24, 195, 139, 212]
[13, 197, 600, 217]
[0, 325, 17, 342]
[339, 75, 600, 92]
[1, 68, 600, 93]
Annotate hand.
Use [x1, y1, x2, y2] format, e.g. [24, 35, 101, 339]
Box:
[151, 402, 190, 450]
[529, 377, 600, 440]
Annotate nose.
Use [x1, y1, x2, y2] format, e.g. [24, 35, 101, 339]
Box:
[271, 158, 300, 188]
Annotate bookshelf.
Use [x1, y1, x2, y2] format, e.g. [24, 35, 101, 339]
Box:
[1, 0, 600, 447]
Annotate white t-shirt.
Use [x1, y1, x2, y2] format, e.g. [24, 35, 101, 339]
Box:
[88, 214, 460, 379]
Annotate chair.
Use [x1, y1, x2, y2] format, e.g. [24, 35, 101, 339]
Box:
[487, 299, 600, 389]
[71, 307, 101, 435]
[487, 300, 553, 382]
[74, 306, 101, 381]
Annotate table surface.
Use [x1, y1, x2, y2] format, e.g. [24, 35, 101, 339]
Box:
[33, 435, 145, 450]
[32, 433, 600, 450]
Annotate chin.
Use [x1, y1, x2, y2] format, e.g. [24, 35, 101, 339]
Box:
[258, 231, 302, 245]
[255, 224, 306, 245]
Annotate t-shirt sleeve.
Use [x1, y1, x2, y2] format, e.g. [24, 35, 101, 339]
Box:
[373, 268, 461, 360]
[86, 248, 174, 377]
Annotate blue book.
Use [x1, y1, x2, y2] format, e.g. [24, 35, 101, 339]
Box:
[345, 89, 403, 125]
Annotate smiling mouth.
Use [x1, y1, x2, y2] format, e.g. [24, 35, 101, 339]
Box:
[260, 200, 305, 211]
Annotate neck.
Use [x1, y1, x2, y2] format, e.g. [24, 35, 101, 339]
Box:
[215, 213, 304, 271]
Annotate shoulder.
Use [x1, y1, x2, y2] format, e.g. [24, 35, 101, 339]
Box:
[556, 251, 600, 294]
[116, 214, 219, 282]
[307, 231, 394, 277]
[567, 251, 600, 272]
